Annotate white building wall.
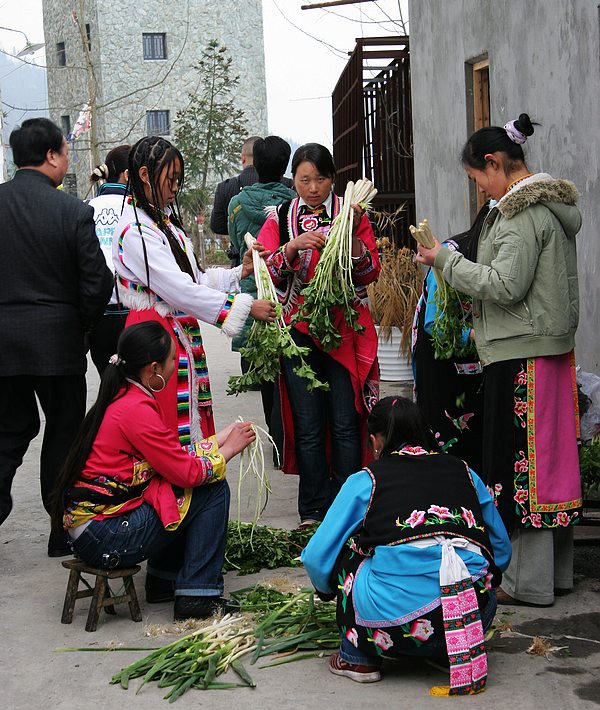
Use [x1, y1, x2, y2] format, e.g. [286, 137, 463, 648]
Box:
[408, 0, 600, 373]
[42, 0, 268, 195]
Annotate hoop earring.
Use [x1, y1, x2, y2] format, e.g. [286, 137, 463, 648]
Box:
[147, 372, 166, 392]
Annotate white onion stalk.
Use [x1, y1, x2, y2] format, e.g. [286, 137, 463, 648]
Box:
[409, 218, 446, 299]
[235, 417, 278, 546]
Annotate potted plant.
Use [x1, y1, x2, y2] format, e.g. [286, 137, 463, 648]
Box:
[367, 236, 422, 381]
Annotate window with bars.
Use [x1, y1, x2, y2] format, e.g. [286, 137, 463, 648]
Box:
[56, 41, 66, 67]
[60, 115, 71, 137]
[146, 110, 170, 136]
[142, 33, 167, 60]
[62, 173, 78, 196]
[85, 24, 91, 51]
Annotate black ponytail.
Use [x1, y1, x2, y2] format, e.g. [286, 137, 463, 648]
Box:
[461, 112, 536, 172]
[367, 396, 439, 458]
[50, 322, 172, 531]
[127, 136, 195, 282]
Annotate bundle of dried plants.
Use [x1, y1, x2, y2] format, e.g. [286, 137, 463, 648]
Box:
[368, 237, 423, 358]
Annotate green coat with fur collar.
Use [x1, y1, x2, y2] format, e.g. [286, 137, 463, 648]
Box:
[434, 174, 581, 365]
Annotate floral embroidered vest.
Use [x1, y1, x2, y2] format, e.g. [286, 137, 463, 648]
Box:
[355, 450, 493, 559]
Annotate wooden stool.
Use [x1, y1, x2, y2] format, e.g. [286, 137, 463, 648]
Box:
[61, 559, 142, 632]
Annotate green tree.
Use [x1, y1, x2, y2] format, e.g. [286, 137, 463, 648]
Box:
[173, 40, 248, 220]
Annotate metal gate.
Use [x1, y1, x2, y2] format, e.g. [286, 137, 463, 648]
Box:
[332, 36, 414, 247]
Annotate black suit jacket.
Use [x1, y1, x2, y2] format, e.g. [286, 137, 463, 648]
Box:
[0, 169, 113, 376]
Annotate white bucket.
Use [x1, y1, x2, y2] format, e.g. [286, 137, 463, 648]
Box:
[376, 326, 413, 382]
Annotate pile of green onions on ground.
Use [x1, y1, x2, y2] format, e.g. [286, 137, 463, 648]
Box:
[227, 233, 328, 394]
[295, 178, 378, 352]
[109, 586, 339, 701]
[410, 218, 477, 360]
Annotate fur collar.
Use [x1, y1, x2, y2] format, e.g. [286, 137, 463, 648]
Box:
[497, 175, 579, 220]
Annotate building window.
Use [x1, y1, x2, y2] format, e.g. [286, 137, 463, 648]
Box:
[146, 110, 170, 135]
[143, 33, 167, 60]
[62, 173, 78, 196]
[60, 115, 71, 137]
[56, 41, 66, 67]
[466, 56, 490, 215]
[85, 24, 91, 51]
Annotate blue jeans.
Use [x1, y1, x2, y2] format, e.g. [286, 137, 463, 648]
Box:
[281, 329, 361, 521]
[71, 480, 230, 597]
[339, 590, 498, 666]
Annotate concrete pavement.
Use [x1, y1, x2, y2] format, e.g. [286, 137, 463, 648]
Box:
[1, 324, 599, 709]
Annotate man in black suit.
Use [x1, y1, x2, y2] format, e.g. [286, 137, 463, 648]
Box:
[0, 118, 113, 555]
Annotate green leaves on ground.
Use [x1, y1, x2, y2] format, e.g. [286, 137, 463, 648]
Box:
[224, 522, 316, 575]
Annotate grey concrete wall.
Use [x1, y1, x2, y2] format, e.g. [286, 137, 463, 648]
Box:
[408, 0, 600, 373]
[42, 0, 268, 196]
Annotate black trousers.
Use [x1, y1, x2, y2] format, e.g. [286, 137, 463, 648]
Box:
[0, 375, 86, 525]
[88, 311, 127, 377]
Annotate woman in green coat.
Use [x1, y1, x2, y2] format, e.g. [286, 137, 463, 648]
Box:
[416, 113, 582, 607]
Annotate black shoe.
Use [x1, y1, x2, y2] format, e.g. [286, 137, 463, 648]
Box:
[48, 530, 72, 558]
[145, 573, 175, 604]
[174, 595, 240, 621]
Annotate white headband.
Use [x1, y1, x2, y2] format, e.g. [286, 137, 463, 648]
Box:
[503, 120, 527, 145]
[108, 353, 124, 366]
[92, 163, 109, 179]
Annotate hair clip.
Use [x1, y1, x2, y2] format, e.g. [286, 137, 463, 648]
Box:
[108, 353, 123, 366]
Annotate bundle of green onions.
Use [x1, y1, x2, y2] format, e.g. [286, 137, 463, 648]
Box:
[410, 218, 476, 360]
[295, 178, 378, 352]
[108, 586, 339, 701]
[227, 233, 328, 394]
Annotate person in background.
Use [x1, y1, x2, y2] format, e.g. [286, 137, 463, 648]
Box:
[227, 136, 295, 461]
[0, 118, 112, 555]
[87, 145, 131, 375]
[259, 143, 380, 527]
[113, 136, 275, 453]
[302, 396, 510, 692]
[412, 204, 490, 474]
[416, 113, 582, 607]
[52, 322, 255, 620]
[210, 136, 261, 253]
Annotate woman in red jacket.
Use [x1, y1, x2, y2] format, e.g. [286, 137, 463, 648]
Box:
[52, 322, 255, 620]
[258, 143, 381, 527]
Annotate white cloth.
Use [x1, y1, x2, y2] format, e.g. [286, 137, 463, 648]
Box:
[408, 535, 483, 585]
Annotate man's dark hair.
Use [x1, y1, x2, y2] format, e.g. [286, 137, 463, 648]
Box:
[9, 118, 65, 168]
[253, 136, 291, 183]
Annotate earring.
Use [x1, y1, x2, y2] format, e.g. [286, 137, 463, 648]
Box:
[147, 372, 166, 392]
[374, 448, 379, 455]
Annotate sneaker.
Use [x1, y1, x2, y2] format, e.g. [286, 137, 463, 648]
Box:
[48, 530, 72, 558]
[328, 652, 381, 683]
[173, 595, 240, 621]
[145, 573, 175, 604]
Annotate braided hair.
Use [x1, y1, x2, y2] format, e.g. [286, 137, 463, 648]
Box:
[127, 136, 195, 282]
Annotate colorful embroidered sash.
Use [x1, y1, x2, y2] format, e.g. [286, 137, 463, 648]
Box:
[170, 316, 212, 446]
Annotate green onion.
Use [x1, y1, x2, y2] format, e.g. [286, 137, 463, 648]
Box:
[227, 233, 328, 395]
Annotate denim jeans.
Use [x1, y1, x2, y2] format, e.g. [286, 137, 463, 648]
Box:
[281, 329, 361, 521]
[339, 589, 498, 666]
[71, 480, 230, 597]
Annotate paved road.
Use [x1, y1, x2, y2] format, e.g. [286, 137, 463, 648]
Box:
[1, 324, 599, 709]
